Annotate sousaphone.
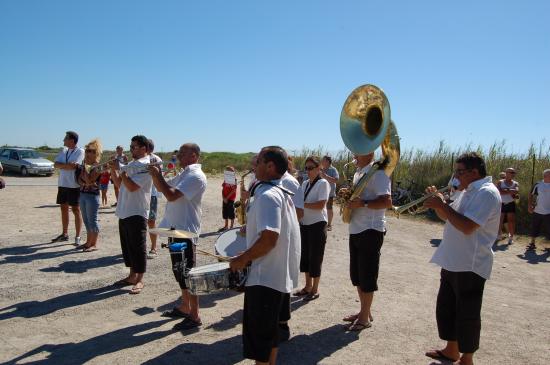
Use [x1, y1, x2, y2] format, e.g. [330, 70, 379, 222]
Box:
[338, 84, 400, 223]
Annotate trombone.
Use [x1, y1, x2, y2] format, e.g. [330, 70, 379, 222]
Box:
[392, 186, 450, 218]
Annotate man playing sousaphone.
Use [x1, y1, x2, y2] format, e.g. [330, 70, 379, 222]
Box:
[342, 152, 392, 331]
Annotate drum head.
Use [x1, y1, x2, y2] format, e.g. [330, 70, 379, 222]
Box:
[188, 262, 229, 275]
[215, 228, 247, 257]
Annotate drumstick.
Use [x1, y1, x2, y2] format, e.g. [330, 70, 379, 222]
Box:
[195, 248, 232, 262]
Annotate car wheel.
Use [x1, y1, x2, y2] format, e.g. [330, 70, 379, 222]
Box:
[21, 166, 29, 177]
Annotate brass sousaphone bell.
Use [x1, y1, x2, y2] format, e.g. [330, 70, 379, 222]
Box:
[338, 84, 400, 223]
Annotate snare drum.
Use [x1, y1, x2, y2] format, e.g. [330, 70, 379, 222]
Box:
[185, 262, 247, 295]
[215, 228, 247, 257]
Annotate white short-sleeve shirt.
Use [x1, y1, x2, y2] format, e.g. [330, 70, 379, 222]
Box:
[349, 164, 391, 234]
[281, 171, 301, 208]
[245, 179, 301, 293]
[54, 147, 84, 188]
[115, 156, 153, 220]
[533, 181, 550, 215]
[430, 176, 502, 280]
[159, 164, 207, 241]
[298, 178, 330, 225]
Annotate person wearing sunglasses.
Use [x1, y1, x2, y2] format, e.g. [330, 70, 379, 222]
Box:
[52, 131, 84, 245]
[496, 167, 519, 244]
[76, 139, 103, 251]
[110, 135, 153, 295]
[293, 156, 330, 302]
[424, 152, 501, 365]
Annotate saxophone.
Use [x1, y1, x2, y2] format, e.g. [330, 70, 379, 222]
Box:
[235, 170, 254, 225]
[338, 84, 400, 223]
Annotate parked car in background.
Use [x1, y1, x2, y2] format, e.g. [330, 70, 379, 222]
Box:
[0, 148, 55, 176]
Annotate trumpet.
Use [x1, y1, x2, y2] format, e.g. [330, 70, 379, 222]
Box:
[392, 186, 450, 218]
[120, 162, 163, 176]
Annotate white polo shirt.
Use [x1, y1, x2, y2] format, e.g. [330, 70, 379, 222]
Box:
[281, 171, 301, 209]
[54, 147, 84, 188]
[430, 176, 501, 280]
[349, 164, 391, 234]
[115, 156, 153, 220]
[297, 178, 330, 225]
[159, 164, 207, 240]
[533, 181, 550, 215]
[245, 179, 301, 293]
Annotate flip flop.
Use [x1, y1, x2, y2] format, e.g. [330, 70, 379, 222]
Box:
[343, 314, 359, 322]
[129, 284, 144, 295]
[425, 349, 459, 362]
[161, 307, 190, 319]
[83, 246, 98, 252]
[303, 293, 320, 301]
[347, 321, 371, 332]
[173, 317, 202, 331]
[293, 288, 310, 296]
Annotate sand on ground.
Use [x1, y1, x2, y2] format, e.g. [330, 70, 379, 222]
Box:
[0, 175, 548, 365]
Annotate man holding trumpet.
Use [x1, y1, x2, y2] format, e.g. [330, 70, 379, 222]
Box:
[423, 152, 501, 365]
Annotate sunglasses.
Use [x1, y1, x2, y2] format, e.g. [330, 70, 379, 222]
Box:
[305, 165, 318, 171]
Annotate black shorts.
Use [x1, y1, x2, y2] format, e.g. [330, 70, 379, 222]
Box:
[530, 212, 550, 239]
[243, 286, 290, 362]
[501, 202, 516, 214]
[169, 238, 195, 290]
[299, 221, 327, 277]
[222, 200, 235, 219]
[118, 216, 147, 274]
[326, 197, 334, 210]
[56, 187, 80, 206]
[349, 229, 384, 293]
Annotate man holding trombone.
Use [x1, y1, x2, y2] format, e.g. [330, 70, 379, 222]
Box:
[423, 152, 501, 365]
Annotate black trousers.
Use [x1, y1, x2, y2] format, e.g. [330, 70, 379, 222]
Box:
[118, 216, 147, 274]
[436, 269, 486, 353]
[243, 286, 290, 362]
[349, 229, 384, 292]
[299, 221, 327, 278]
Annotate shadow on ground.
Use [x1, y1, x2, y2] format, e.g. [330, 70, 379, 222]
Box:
[2, 320, 173, 365]
[40, 254, 124, 273]
[0, 242, 79, 264]
[516, 248, 550, 264]
[142, 324, 360, 365]
[0, 284, 126, 320]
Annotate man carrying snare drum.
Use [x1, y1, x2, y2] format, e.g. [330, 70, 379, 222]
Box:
[230, 146, 300, 365]
[148, 143, 207, 330]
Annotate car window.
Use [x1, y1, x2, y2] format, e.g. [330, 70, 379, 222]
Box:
[0, 150, 10, 158]
[19, 150, 40, 159]
[10, 151, 19, 160]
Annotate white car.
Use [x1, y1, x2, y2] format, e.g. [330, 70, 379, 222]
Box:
[0, 148, 55, 176]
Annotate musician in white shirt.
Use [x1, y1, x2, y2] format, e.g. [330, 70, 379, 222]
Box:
[424, 152, 501, 365]
[110, 135, 152, 295]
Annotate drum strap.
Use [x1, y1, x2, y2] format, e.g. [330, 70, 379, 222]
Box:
[250, 181, 294, 198]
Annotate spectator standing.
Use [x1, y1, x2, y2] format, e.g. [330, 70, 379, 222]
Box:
[52, 131, 84, 245]
[527, 169, 550, 250]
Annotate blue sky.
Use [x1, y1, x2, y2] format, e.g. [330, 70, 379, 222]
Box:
[1, 0, 548, 154]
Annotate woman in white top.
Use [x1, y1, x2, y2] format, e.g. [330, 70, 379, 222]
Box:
[294, 156, 330, 301]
